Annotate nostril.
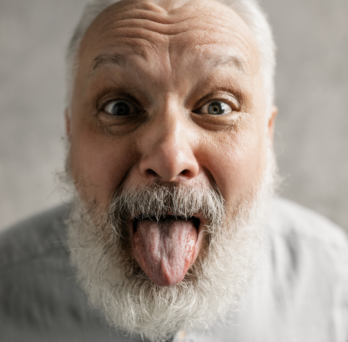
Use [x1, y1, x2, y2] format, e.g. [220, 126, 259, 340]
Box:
[133, 219, 139, 233]
[181, 169, 188, 176]
[146, 169, 158, 177]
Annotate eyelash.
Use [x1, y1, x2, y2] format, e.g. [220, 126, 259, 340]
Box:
[194, 97, 240, 113]
[98, 96, 141, 114]
[97, 94, 240, 116]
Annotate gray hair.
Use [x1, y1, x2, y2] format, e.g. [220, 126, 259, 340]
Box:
[65, 0, 276, 113]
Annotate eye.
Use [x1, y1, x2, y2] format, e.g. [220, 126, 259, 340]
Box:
[104, 100, 137, 116]
[198, 101, 233, 115]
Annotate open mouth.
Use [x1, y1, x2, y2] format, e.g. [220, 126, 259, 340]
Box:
[131, 214, 204, 287]
[133, 215, 201, 233]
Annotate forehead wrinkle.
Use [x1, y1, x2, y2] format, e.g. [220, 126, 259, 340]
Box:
[88, 2, 176, 38]
[87, 47, 164, 89]
[86, 0, 251, 46]
[86, 24, 253, 64]
[95, 0, 169, 25]
[91, 20, 234, 43]
[80, 0, 260, 94]
[99, 8, 248, 37]
[82, 0, 258, 67]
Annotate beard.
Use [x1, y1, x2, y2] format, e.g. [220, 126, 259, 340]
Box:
[65, 148, 277, 342]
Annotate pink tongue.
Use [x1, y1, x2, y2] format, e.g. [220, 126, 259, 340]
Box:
[133, 219, 197, 286]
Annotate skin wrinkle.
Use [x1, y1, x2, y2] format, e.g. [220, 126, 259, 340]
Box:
[82, 9, 257, 89]
[63, 0, 275, 113]
[96, 0, 241, 29]
[94, 20, 236, 36]
[86, 50, 251, 117]
[91, 51, 246, 75]
[68, 0, 275, 284]
[90, 28, 254, 58]
[84, 3, 169, 36]
[80, 2, 258, 72]
[64, 1, 279, 338]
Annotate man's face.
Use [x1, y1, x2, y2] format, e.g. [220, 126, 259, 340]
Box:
[65, 0, 277, 337]
[66, 0, 274, 286]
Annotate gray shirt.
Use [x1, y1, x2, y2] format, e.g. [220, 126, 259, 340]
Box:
[1, 198, 347, 342]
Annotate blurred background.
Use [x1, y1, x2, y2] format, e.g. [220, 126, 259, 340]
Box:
[0, 0, 347, 232]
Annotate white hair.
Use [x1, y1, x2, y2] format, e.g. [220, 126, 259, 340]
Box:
[67, 146, 276, 342]
[65, 0, 276, 112]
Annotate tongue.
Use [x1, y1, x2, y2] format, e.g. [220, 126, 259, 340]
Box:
[133, 219, 198, 286]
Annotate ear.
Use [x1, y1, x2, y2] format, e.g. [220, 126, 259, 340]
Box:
[267, 106, 278, 143]
[64, 108, 71, 137]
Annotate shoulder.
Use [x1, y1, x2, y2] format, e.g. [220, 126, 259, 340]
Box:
[267, 197, 348, 298]
[269, 197, 348, 250]
[0, 204, 71, 271]
[0, 205, 124, 341]
[260, 198, 348, 338]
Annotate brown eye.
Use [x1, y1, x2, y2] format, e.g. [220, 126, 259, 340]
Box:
[104, 100, 137, 116]
[199, 101, 233, 115]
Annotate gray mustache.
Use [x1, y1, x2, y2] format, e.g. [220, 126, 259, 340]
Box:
[108, 183, 226, 228]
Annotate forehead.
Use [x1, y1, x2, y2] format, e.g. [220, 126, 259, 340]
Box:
[78, 0, 260, 77]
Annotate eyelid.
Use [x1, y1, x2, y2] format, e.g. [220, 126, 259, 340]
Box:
[195, 93, 241, 112]
[201, 101, 231, 115]
[101, 97, 129, 108]
[194, 97, 241, 116]
[103, 99, 135, 114]
[98, 95, 144, 116]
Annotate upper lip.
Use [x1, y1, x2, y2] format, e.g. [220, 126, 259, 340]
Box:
[132, 213, 204, 233]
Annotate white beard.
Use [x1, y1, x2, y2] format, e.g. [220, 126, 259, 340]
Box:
[66, 149, 277, 342]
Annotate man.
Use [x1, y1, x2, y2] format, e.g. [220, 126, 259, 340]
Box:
[0, 0, 347, 341]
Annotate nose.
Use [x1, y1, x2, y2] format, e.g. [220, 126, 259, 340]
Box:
[138, 109, 199, 182]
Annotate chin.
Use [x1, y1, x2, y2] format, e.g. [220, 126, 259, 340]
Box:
[66, 150, 276, 342]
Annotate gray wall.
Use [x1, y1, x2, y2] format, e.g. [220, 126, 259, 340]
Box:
[1, 0, 347, 232]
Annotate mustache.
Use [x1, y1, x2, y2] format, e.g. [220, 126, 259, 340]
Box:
[107, 182, 226, 229]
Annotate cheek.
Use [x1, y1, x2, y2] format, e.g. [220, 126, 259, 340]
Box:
[202, 125, 267, 205]
[69, 123, 136, 207]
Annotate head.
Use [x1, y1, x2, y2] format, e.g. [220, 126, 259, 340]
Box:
[63, 0, 278, 340]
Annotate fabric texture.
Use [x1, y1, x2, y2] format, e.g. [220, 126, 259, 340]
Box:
[0, 198, 347, 342]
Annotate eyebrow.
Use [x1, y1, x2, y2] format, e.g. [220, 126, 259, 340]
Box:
[90, 52, 246, 76]
[209, 54, 246, 73]
[90, 53, 128, 73]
